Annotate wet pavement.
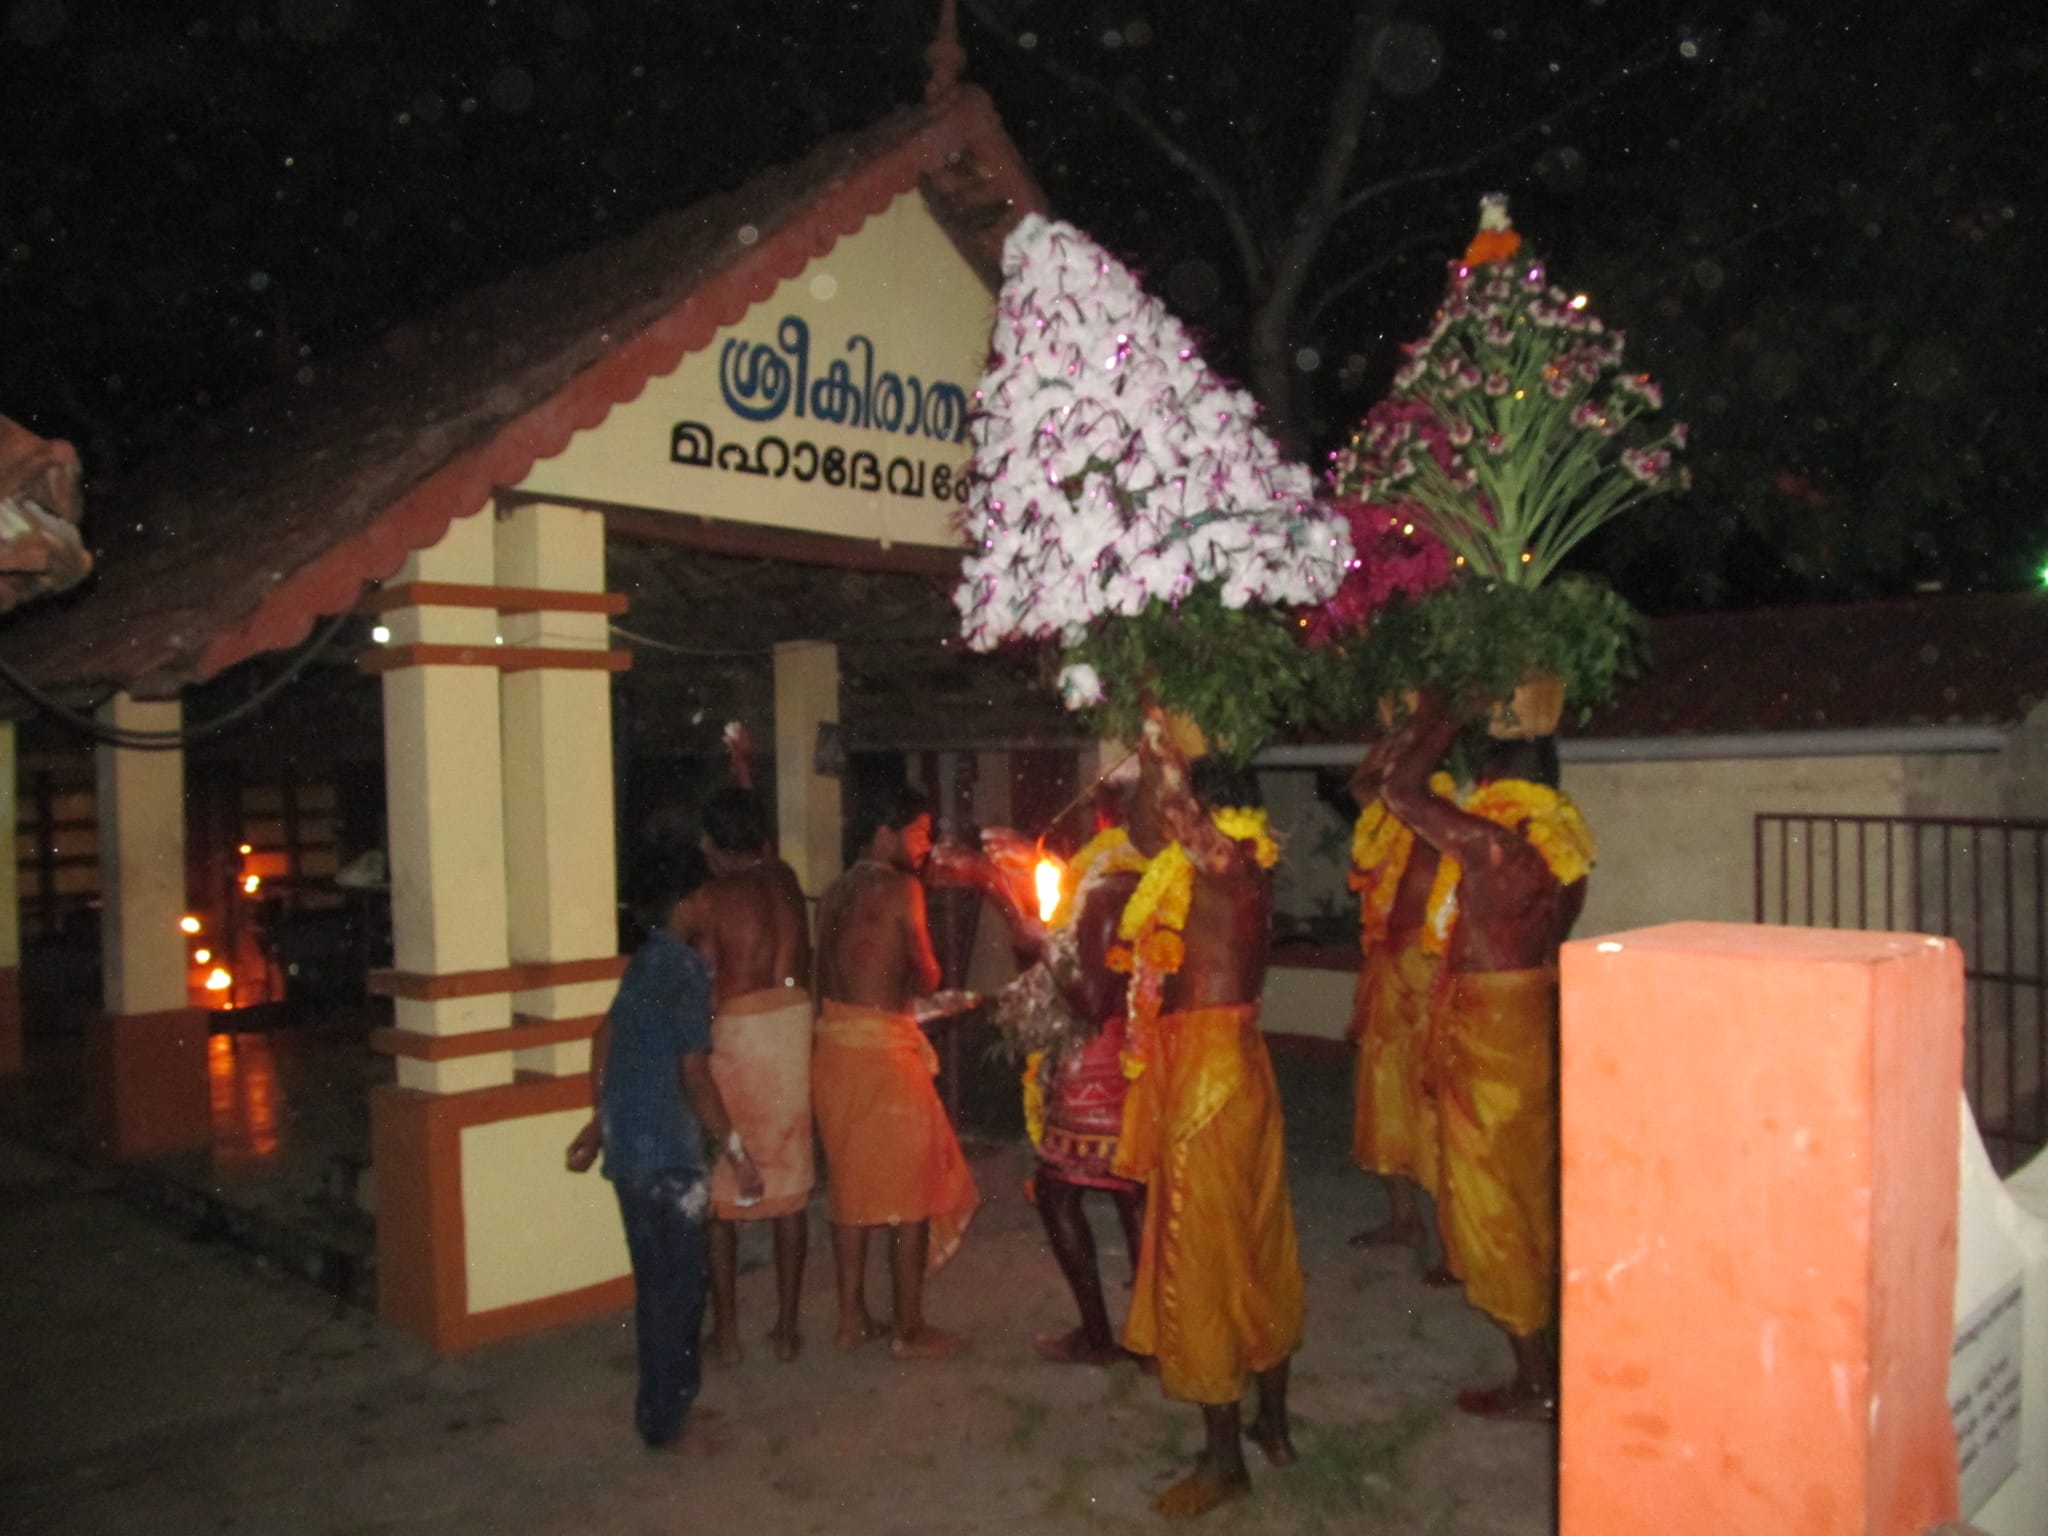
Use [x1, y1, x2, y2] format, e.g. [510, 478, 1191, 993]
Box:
[0, 1021, 1554, 1536]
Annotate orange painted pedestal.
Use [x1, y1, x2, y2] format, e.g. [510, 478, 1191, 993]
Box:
[373, 1075, 631, 1354]
[1560, 922, 1962, 1536]
[84, 1007, 213, 1162]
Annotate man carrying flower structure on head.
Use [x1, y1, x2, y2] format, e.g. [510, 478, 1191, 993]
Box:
[950, 209, 1349, 1516]
[1112, 708, 1305, 1518]
[1343, 773, 1450, 1261]
[1355, 694, 1593, 1422]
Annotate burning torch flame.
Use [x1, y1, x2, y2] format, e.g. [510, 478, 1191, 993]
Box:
[1034, 857, 1064, 923]
[203, 967, 233, 993]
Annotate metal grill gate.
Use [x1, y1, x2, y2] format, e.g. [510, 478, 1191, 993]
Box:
[1754, 812, 2048, 1172]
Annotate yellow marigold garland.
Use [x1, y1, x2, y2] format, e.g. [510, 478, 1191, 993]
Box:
[1211, 806, 1281, 870]
[1422, 779, 1598, 952]
[1348, 774, 1457, 949]
[1113, 806, 1279, 1078]
[1021, 1050, 1047, 1147]
[1046, 826, 1149, 931]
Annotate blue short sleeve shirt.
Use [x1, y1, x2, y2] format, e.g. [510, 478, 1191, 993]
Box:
[598, 929, 714, 1183]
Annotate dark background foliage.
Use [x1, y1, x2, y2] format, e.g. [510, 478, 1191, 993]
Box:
[2, 0, 2041, 611]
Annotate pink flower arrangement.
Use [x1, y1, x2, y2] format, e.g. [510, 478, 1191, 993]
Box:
[1300, 501, 1457, 646]
[1378, 199, 1690, 586]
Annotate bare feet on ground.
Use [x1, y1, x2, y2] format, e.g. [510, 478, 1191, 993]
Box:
[769, 1326, 803, 1363]
[1032, 1328, 1126, 1366]
[834, 1314, 890, 1352]
[708, 1328, 743, 1368]
[1455, 1380, 1558, 1423]
[889, 1323, 968, 1360]
[1151, 1463, 1251, 1519]
[1245, 1415, 1297, 1467]
[1347, 1216, 1425, 1250]
[649, 1407, 730, 1457]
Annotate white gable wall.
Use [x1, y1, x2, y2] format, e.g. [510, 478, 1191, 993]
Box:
[515, 192, 993, 550]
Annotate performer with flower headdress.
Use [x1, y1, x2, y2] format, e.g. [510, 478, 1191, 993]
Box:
[1355, 694, 1593, 1423]
[953, 211, 1341, 1516]
[1110, 707, 1304, 1518]
[1342, 774, 1449, 1258]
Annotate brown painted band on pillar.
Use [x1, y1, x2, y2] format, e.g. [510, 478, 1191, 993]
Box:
[370, 1012, 604, 1062]
[373, 1071, 632, 1354]
[367, 954, 626, 1002]
[0, 965, 20, 1078]
[360, 581, 630, 616]
[83, 1006, 214, 1164]
[356, 643, 631, 676]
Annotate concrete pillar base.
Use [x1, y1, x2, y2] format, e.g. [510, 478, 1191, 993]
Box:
[372, 1076, 631, 1354]
[84, 1007, 212, 1162]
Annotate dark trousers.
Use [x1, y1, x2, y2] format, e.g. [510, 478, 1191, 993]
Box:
[612, 1170, 709, 1447]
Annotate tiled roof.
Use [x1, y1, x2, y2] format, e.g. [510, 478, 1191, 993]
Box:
[0, 415, 90, 614]
[1575, 592, 2048, 737]
[1, 86, 1043, 697]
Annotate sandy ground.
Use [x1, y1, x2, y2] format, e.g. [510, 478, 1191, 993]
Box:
[0, 1123, 1553, 1536]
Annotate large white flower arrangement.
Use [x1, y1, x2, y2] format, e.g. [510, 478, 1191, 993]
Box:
[953, 215, 1351, 758]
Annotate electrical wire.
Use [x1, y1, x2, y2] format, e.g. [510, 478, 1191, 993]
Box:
[0, 607, 358, 749]
[608, 622, 767, 660]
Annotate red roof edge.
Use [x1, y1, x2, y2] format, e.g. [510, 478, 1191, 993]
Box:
[195, 86, 1047, 682]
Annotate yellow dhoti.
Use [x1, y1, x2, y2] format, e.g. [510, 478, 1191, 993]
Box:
[812, 999, 980, 1273]
[1350, 938, 1441, 1192]
[1116, 1003, 1305, 1405]
[1433, 968, 1558, 1337]
[708, 987, 815, 1221]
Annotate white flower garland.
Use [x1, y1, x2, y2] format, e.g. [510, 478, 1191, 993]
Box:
[955, 215, 1352, 653]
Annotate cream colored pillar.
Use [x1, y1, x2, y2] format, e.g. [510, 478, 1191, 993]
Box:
[972, 749, 1012, 829]
[88, 693, 209, 1159]
[97, 696, 188, 1016]
[774, 640, 842, 897]
[379, 513, 513, 1095]
[496, 502, 617, 1077]
[0, 722, 21, 1077]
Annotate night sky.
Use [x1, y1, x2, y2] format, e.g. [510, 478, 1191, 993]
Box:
[2, 0, 2042, 610]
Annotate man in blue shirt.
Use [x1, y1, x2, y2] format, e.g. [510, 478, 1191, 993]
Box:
[567, 843, 763, 1450]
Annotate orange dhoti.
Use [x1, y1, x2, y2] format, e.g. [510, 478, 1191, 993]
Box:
[1432, 968, 1558, 1337]
[1116, 1003, 1305, 1405]
[1350, 937, 1442, 1193]
[811, 999, 980, 1273]
[708, 987, 816, 1221]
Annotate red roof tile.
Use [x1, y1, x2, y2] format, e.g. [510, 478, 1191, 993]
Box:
[2, 86, 1044, 697]
[1576, 592, 2048, 737]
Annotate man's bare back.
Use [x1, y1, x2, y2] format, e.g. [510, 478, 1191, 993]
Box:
[1166, 859, 1271, 1012]
[1129, 708, 1271, 1012]
[700, 859, 811, 1006]
[816, 860, 940, 1013]
[1366, 700, 1582, 974]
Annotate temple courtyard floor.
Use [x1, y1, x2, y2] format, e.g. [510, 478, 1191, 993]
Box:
[0, 1021, 1552, 1535]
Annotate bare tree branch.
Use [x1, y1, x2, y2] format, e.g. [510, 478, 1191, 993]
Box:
[958, 0, 1267, 290]
[1331, 37, 1680, 227]
[1258, 2, 1399, 322]
[1302, 221, 1464, 333]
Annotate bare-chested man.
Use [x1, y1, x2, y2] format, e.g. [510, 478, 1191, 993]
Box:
[811, 784, 979, 1359]
[1344, 770, 1445, 1261]
[696, 784, 815, 1365]
[1118, 707, 1304, 1518]
[1364, 692, 1590, 1421]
